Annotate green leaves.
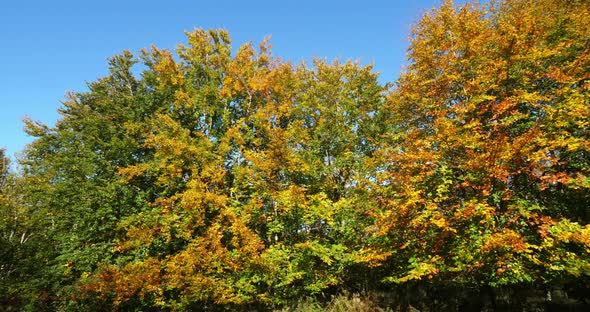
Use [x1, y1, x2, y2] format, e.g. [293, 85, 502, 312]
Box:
[3, 1, 590, 309]
[374, 0, 590, 288]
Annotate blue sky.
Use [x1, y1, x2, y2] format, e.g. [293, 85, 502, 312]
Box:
[0, 0, 446, 159]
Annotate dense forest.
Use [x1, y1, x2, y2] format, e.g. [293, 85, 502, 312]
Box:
[1, 0, 589, 310]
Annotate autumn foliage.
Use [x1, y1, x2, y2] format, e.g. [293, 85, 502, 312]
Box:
[1, 0, 589, 310]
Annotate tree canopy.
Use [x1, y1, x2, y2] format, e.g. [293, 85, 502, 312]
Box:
[1, 0, 589, 310]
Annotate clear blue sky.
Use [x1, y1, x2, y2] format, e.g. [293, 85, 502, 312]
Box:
[0, 0, 447, 159]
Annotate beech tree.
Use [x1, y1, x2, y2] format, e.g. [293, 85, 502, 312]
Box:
[369, 0, 590, 287]
[81, 29, 386, 309]
[15, 51, 163, 309]
[2, 0, 588, 310]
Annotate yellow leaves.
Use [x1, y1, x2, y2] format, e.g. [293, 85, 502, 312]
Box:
[537, 220, 590, 276]
[305, 192, 336, 226]
[228, 219, 265, 260]
[547, 220, 590, 247]
[113, 214, 158, 253]
[73, 9, 590, 305]
[274, 185, 306, 214]
[431, 216, 447, 228]
[221, 43, 258, 97]
[293, 241, 333, 265]
[116, 163, 149, 182]
[63, 260, 74, 276]
[482, 229, 528, 253]
[409, 202, 450, 232]
[150, 47, 184, 88]
[221, 39, 293, 102]
[569, 174, 590, 190]
[384, 0, 590, 285]
[173, 90, 191, 108]
[353, 248, 392, 268]
[180, 29, 231, 68]
[22, 117, 49, 137]
[389, 255, 442, 284]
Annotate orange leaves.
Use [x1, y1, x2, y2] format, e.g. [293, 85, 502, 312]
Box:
[87, 259, 162, 306]
[220, 38, 289, 101]
[373, 0, 590, 288]
[78, 2, 590, 304]
[452, 200, 496, 225]
[482, 229, 528, 253]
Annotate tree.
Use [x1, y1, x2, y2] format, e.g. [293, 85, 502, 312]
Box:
[78, 29, 388, 309]
[0, 149, 52, 309]
[7, 2, 590, 308]
[369, 0, 590, 290]
[15, 50, 163, 309]
[0, 149, 23, 306]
